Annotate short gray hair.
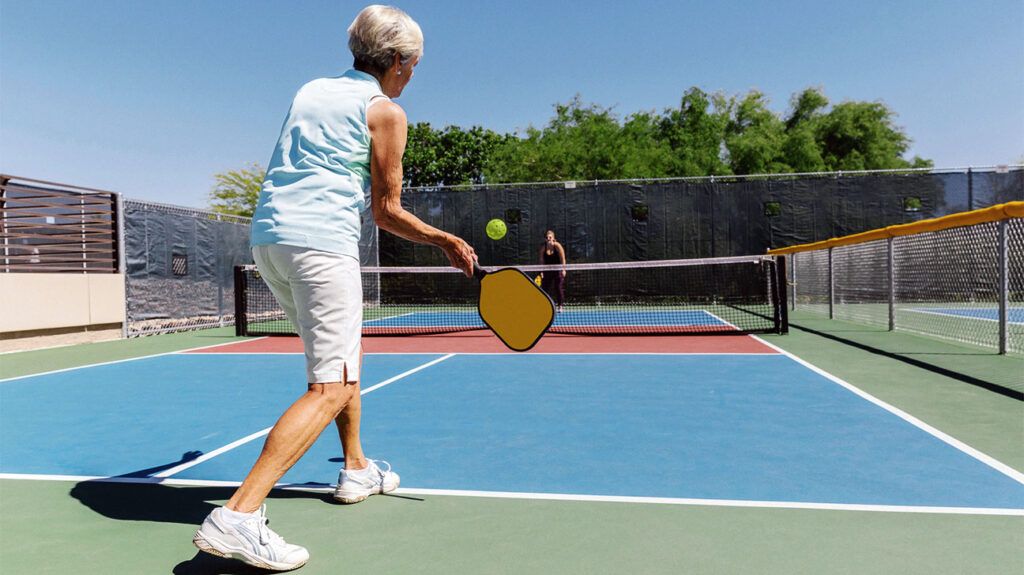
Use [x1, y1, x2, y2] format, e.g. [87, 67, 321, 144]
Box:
[348, 5, 423, 74]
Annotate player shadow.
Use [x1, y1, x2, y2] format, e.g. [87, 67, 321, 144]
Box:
[70, 452, 423, 573]
[69, 452, 334, 574]
[70, 477, 327, 526]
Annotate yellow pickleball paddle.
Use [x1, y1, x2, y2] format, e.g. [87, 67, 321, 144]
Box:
[473, 262, 555, 352]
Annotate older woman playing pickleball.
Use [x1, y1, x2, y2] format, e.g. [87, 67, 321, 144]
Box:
[192, 6, 476, 571]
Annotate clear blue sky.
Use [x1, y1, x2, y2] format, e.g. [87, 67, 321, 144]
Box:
[2, 0, 1022, 207]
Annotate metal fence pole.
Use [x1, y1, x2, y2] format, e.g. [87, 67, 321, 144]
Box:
[117, 194, 129, 338]
[967, 167, 974, 210]
[1, 176, 9, 272]
[887, 237, 895, 331]
[998, 219, 1008, 354]
[216, 214, 225, 328]
[828, 247, 835, 319]
[790, 252, 797, 311]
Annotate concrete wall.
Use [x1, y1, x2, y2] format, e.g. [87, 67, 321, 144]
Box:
[0, 274, 125, 333]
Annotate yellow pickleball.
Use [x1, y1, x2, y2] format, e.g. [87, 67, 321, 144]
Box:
[486, 218, 507, 240]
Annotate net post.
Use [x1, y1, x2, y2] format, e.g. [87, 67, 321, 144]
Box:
[233, 265, 248, 337]
[775, 256, 789, 334]
[828, 247, 835, 319]
[998, 219, 1008, 354]
[887, 237, 895, 331]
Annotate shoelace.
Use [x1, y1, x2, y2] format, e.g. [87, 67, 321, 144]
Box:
[251, 506, 285, 547]
[369, 459, 392, 480]
[258, 517, 286, 547]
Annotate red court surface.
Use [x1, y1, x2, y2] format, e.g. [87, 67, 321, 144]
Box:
[189, 331, 776, 354]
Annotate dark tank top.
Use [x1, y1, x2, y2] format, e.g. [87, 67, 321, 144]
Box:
[543, 246, 561, 265]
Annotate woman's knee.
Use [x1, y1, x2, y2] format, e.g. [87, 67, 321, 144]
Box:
[308, 382, 358, 413]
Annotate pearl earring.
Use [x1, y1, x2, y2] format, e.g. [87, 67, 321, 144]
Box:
[397, 70, 402, 76]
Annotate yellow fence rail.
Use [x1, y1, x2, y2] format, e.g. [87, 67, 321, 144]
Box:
[768, 201, 1024, 255]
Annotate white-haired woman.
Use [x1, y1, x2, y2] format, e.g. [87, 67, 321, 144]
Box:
[193, 6, 475, 571]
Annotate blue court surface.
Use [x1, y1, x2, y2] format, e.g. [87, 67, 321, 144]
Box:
[908, 307, 1024, 324]
[365, 309, 729, 328]
[2, 351, 1022, 511]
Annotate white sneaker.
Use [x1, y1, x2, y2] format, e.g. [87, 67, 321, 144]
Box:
[333, 459, 400, 504]
[193, 505, 309, 571]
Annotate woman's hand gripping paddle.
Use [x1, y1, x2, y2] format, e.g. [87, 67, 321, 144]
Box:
[473, 262, 555, 352]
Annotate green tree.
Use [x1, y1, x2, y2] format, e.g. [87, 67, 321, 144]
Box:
[404, 123, 507, 186]
[657, 88, 731, 176]
[815, 101, 931, 170]
[724, 91, 790, 174]
[531, 97, 626, 181]
[486, 96, 657, 182]
[782, 88, 828, 172]
[619, 111, 676, 178]
[217, 87, 933, 195]
[209, 163, 263, 217]
[403, 122, 442, 187]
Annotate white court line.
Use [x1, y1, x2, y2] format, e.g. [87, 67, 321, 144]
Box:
[184, 351, 778, 356]
[0, 338, 269, 384]
[362, 311, 418, 325]
[750, 334, 1024, 485]
[703, 310, 744, 331]
[902, 307, 1024, 325]
[150, 353, 457, 478]
[1, 473, 1019, 516]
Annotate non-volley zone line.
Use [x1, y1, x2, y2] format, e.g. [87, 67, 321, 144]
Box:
[149, 353, 456, 479]
[1, 473, 1020, 517]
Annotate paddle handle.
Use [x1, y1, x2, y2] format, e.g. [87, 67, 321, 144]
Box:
[472, 261, 487, 281]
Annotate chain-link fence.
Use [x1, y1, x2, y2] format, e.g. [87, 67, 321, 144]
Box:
[122, 199, 252, 336]
[787, 208, 1023, 355]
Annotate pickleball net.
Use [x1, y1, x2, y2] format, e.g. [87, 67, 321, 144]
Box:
[234, 255, 787, 337]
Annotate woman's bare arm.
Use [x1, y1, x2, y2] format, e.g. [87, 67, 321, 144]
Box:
[367, 101, 474, 275]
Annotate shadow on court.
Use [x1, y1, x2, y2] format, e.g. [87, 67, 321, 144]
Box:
[70, 480, 326, 575]
[67, 449, 329, 575]
[788, 320, 1024, 400]
[68, 450, 423, 574]
[173, 553, 277, 575]
[70, 480, 326, 525]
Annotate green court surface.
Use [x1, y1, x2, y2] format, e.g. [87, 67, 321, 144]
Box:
[1, 314, 1022, 574]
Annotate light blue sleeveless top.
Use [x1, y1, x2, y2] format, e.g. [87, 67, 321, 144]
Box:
[251, 69, 386, 260]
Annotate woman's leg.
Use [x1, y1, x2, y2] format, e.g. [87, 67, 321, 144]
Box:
[334, 348, 367, 470]
[226, 382, 356, 512]
[541, 274, 557, 302]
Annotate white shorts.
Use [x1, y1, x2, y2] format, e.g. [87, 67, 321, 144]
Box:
[251, 244, 362, 383]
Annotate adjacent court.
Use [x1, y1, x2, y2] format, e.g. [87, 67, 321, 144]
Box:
[906, 307, 1024, 323]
